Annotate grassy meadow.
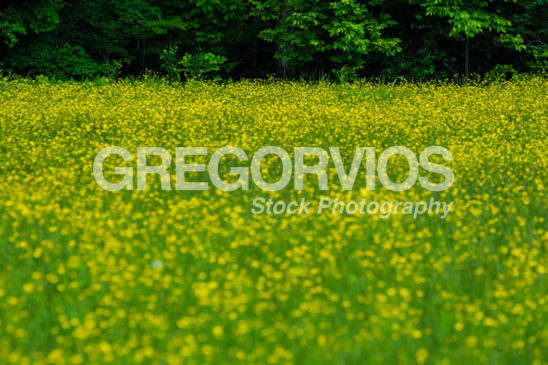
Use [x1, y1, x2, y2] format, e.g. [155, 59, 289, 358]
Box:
[0, 77, 547, 364]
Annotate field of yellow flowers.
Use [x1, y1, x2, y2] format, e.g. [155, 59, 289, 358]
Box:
[0, 76, 547, 364]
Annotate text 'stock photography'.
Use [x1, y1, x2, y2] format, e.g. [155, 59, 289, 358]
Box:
[0, 77, 546, 365]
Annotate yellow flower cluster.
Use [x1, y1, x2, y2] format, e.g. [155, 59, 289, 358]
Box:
[0, 77, 546, 364]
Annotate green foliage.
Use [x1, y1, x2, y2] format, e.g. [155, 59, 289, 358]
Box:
[0, 0, 545, 79]
[326, 0, 401, 65]
[5, 41, 113, 79]
[180, 52, 229, 80]
[159, 46, 230, 81]
[0, 0, 64, 47]
[332, 65, 359, 83]
[505, 0, 548, 71]
[485, 64, 518, 82]
[160, 45, 180, 81]
[259, 0, 400, 74]
[415, 0, 512, 39]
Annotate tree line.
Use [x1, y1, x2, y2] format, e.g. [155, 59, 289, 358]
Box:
[0, 0, 546, 80]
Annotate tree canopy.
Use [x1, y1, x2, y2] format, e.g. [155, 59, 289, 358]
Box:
[0, 0, 546, 80]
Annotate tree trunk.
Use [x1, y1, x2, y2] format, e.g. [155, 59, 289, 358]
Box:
[138, 40, 145, 75]
[464, 37, 470, 78]
[248, 16, 259, 77]
[277, 0, 290, 78]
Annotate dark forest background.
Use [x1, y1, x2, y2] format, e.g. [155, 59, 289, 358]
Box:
[0, 0, 546, 81]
